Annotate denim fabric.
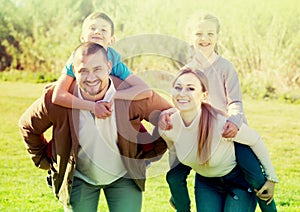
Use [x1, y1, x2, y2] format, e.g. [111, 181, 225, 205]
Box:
[166, 144, 277, 212]
[166, 161, 192, 212]
[235, 143, 277, 212]
[65, 177, 142, 212]
[194, 166, 257, 212]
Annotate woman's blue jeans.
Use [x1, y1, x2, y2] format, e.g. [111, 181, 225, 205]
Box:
[194, 166, 257, 212]
[166, 143, 277, 212]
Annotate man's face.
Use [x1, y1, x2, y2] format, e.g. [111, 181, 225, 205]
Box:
[73, 51, 112, 98]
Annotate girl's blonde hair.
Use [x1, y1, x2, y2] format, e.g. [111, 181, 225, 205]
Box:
[173, 68, 225, 165]
[185, 12, 220, 54]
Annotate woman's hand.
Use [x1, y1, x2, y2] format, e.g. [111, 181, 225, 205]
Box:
[254, 180, 275, 205]
[158, 108, 176, 130]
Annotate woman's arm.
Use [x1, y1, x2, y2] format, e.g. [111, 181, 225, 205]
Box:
[113, 74, 153, 100]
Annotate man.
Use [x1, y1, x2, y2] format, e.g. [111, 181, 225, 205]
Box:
[18, 42, 171, 211]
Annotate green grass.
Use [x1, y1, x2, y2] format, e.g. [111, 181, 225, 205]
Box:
[0, 81, 299, 211]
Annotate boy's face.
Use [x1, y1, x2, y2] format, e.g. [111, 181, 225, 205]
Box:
[73, 51, 112, 98]
[81, 18, 114, 49]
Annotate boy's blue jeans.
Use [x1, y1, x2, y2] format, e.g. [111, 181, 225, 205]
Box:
[166, 143, 277, 212]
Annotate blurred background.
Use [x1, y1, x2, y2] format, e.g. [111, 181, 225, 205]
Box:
[1, 0, 299, 102]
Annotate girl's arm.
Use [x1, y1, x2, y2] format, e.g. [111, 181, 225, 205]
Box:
[235, 124, 279, 183]
[113, 74, 153, 100]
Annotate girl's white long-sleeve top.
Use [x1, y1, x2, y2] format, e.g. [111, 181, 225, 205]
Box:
[159, 110, 279, 182]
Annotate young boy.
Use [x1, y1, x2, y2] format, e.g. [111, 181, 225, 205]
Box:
[52, 12, 153, 118]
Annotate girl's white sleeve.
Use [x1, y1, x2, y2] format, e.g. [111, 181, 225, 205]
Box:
[235, 124, 279, 182]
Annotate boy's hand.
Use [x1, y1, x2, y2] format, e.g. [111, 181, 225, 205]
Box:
[254, 180, 275, 205]
[94, 101, 113, 119]
[222, 121, 238, 138]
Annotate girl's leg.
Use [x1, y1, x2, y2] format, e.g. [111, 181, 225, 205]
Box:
[166, 161, 192, 212]
[234, 142, 277, 212]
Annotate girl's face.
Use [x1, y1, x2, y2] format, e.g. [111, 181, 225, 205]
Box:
[191, 20, 218, 58]
[172, 73, 207, 113]
[81, 18, 114, 49]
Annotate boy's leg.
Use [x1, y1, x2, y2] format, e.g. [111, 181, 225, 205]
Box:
[234, 142, 277, 212]
[166, 160, 192, 212]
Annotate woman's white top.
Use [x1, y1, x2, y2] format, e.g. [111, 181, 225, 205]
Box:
[160, 110, 279, 182]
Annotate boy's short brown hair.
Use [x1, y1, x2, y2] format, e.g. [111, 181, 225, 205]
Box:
[82, 12, 114, 36]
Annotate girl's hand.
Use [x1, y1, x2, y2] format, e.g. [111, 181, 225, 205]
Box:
[254, 180, 275, 205]
[94, 101, 113, 119]
[222, 121, 238, 138]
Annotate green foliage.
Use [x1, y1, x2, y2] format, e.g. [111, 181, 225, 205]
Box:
[0, 0, 300, 101]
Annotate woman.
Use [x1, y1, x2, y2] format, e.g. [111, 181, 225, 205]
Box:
[159, 68, 278, 212]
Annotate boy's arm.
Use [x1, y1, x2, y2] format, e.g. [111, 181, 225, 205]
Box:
[52, 74, 95, 111]
[108, 47, 152, 100]
[113, 74, 153, 100]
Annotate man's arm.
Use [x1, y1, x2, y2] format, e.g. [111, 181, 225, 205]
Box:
[18, 92, 53, 170]
[131, 91, 173, 159]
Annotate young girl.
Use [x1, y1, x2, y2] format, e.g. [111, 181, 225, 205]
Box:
[160, 69, 278, 212]
[161, 12, 278, 211]
[52, 12, 153, 118]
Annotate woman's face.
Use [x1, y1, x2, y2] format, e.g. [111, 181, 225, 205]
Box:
[172, 73, 206, 113]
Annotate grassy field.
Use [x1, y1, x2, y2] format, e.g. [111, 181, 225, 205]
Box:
[0, 81, 299, 211]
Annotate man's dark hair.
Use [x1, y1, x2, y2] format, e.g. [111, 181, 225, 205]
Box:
[73, 42, 108, 61]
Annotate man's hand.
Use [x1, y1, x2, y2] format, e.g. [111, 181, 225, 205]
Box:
[254, 180, 275, 205]
[94, 101, 113, 119]
[222, 121, 238, 138]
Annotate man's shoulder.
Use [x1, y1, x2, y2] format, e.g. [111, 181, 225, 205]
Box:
[111, 76, 130, 90]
